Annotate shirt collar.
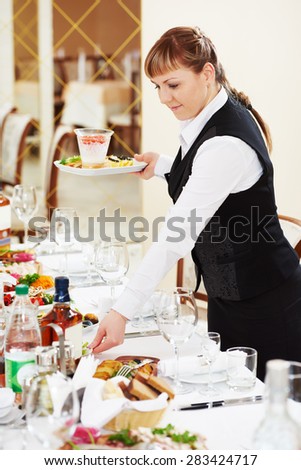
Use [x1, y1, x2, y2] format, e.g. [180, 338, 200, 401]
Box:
[180, 87, 228, 150]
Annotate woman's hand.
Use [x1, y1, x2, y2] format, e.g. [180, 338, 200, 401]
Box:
[88, 309, 127, 353]
[134, 152, 159, 180]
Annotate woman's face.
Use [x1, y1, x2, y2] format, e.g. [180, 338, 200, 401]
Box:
[151, 67, 216, 120]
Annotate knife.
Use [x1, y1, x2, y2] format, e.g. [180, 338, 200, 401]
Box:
[178, 395, 264, 410]
[124, 330, 161, 339]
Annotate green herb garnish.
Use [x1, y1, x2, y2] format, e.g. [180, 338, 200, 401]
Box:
[60, 155, 81, 165]
[18, 273, 40, 286]
[152, 424, 197, 447]
[107, 429, 138, 447]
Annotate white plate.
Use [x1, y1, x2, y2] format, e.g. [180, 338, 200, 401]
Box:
[83, 321, 99, 333]
[180, 370, 227, 384]
[54, 160, 147, 176]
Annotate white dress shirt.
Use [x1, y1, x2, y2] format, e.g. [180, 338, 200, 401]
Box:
[113, 87, 264, 319]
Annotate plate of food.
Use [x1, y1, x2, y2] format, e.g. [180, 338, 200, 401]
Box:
[54, 155, 147, 176]
[60, 424, 207, 450]
[3, 274, 55, 311]
[93, 355, 159, 381]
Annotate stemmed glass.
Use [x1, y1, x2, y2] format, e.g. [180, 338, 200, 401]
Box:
[51, 207, 77, 276]
[26, 374, 79, 449]
[11, 185, 37, 247]
[81, 241, 96, 286]
[94, 240, 129, 306]
[199, 332, 221, 397]
[156, 288, 198, 394]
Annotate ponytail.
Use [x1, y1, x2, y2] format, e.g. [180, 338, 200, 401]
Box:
[217, 64, 272, 153]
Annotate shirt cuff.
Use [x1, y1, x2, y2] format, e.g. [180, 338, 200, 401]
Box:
[154, 154, 173, 178]
[112, 288, 145, 320]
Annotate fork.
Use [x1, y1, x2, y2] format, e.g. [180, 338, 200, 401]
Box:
[116, 359, 154, 377]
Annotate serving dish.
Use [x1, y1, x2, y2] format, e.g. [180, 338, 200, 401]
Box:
[54, 159, 147, 176]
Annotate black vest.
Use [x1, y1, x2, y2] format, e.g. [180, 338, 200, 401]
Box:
[166, 97, 299, 300]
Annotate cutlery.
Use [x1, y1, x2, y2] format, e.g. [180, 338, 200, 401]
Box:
[177, 395, 264, 410]
[124, 330, 161, 339]
[116, 358, 154, 377]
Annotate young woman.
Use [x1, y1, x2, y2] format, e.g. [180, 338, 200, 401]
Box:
[90, 26, 301, 380]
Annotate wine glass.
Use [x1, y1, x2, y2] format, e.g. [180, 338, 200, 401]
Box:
[51, 207, 77, 276]
[11, 185, 37, 247]
[94, 240, 129, 305]
[156, 288, 198, 394]
[81, 241, 96, 286]
[26, 373, 79, 449]
[198, 332, 221, 397]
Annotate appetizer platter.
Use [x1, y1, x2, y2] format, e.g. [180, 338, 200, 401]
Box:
[54, 155, 147, 176]
[60, 424, 207, 450]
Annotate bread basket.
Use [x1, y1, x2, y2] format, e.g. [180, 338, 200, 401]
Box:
[104, 406, 167, 431]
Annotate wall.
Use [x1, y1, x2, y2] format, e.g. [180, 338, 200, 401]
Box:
[13, 0, 140, 61]
[141, 0, 301, 288]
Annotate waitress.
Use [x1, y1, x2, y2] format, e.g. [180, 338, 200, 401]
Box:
[90, 26, 301, 381]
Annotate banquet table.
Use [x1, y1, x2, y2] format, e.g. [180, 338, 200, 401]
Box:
[0, 246, 273, 450]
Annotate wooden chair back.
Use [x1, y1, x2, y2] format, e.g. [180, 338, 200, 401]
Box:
[1, 112, 32, 186]
[44, 124, 74, 211]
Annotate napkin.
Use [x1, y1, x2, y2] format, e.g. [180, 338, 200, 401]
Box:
[0, 273, 18, 285]
[72, 355, 100, 391]
[158, 352, 228, 377]
[81, 376, 168, 428]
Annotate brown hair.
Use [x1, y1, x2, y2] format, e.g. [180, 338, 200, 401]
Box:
[145, 26, 272, 153]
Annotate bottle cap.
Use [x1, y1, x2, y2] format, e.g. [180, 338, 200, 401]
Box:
[35, 346, 58, 367]
[15, 284, 29, 295]
[54, 276, 70, 302]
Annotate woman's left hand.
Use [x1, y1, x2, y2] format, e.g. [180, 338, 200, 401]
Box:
[88, 309, 127, 353]
[133, 152, 159, 180]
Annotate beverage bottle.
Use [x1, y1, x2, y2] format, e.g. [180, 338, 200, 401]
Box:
[22, 345, 58, 411]
[26, 346, 58, 415]
[0, 183, 11, 252]
[4, 284, 41, 393]
[252, 359, 301, 449]
[40, 276, 82, 360]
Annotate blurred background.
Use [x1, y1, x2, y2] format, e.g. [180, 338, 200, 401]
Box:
[1, 0, 300, 288]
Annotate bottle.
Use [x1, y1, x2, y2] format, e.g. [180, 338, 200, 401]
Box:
[0, 183, 11, 252]
[4, 284, 41, 393]
[52, 339, 76, 378]
[22, 346, 58, 411]
[252, 359, 301, 449]
[40, 276, 82, 360]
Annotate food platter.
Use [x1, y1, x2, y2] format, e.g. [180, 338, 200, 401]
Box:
[54, 160, 147, 176]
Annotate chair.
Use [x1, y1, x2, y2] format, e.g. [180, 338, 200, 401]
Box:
[1, 112, 33, 188]
[176, 213, 301, 312]
[107, 70, 141, 155]
[43, 124, 74, 212]
[0, 102, 16, 133]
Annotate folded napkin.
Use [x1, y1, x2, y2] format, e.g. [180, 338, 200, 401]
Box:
[72, 355, 100, 391]
[158, 352, 228, 377]
[81, 376, 168, 429]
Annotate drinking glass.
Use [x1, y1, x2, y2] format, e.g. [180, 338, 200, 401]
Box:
[94, 240, 129, 305]
[199, 332, 221, 397]
[51, 207, 77, 276]
[81, 241, 96, 286]
[156, 288, 198, 394]
[11, 185, 37, 247]
[26, 374, 79, 449]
